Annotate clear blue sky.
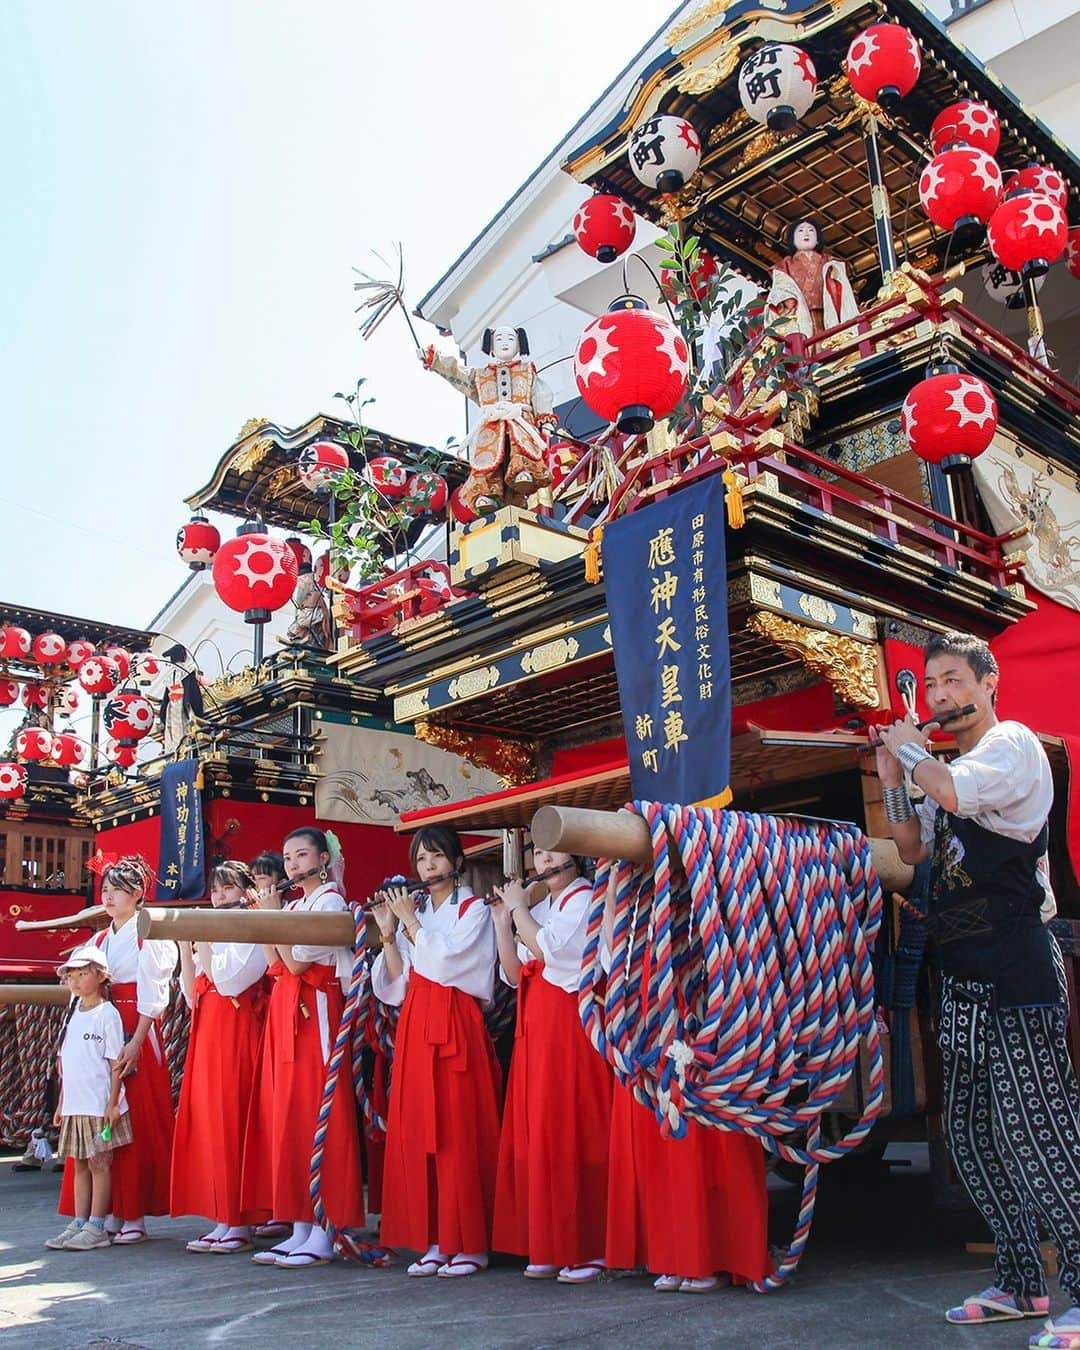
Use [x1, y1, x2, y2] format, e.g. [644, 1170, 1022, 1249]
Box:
[0, 0, 672, 627]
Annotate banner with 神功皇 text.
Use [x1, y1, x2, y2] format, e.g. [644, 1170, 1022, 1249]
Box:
[156, 758, 205, 900]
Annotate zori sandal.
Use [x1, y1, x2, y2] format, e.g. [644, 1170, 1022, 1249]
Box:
[1029, 1306, 1080, 1349]
[557, 1261, 605, 1284]
[437, 1257, 487, 1278]
[407, 1254, 447, 1277]
[946, 1288, 1050, 1324]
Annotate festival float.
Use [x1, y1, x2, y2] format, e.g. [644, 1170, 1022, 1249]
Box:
[4, 0, 1080, 1283]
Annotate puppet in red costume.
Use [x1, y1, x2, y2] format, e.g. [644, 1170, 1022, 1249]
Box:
[371, 825, 501, 1278]
[171, 861, 269, 1251]
[57, 856, 177, 1243]
[492, 850, 613, 1282]
[241, 827, 364, 1268]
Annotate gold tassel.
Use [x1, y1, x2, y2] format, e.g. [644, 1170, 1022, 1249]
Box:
[693, 786, 733, 810]
[583, 525, 604, 584]
[722, 467, 746, 530]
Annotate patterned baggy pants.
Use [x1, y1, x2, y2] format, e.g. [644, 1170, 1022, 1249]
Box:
[939, 967, 1080, 1302]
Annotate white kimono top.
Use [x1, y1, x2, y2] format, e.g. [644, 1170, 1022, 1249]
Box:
[499, 877, 595, 994]
[372, 886, 495, 1007]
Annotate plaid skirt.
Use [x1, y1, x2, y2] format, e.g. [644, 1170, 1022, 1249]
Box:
[59, 1112, 134, 1162]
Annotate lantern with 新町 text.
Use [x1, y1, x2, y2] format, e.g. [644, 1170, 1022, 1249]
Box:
[982, 259, 1042, 309]
[574, 295, 690, 435]
[573, 194, 636, 263]
[176, 514, 221, 571]
[901, 364, 998, 473]
[930, 100, 1000, 155]
[918, 146, 1002, 244]
[628, 115, 702, 194]
[212, 523, 299, 624]
[738, 43, 817, 132]
[987, 192, 1068, 280]
[845, 23, 921, 109]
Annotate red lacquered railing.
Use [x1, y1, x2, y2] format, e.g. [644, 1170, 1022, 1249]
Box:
[336, 560, 462, 643]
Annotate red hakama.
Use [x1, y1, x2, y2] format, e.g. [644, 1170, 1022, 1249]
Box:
[58, 981, 174, 1218]
[379, 972, 502, 1254]
[240, 962, 364, 1229]
[493, 962, 613, 1264]
[605, 1084, 770, 1282]
[170, 972, 267, 1226]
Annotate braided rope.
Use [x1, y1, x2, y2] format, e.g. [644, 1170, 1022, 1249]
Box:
[0, 1003, 67, 1148]
[579, 802, 884, 1292]
[308, 903, 394, 1266]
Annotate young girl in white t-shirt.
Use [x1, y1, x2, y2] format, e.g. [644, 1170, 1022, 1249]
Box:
[46, 944, 133, 1251]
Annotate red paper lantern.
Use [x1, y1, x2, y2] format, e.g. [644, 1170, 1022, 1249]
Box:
[105, 739, 138, 769]
[21, 681, 49, 710]
[1066, 228, 1080, 280]
[212, 525, 299, 623]
[930, 100, 1000, 155]
[51, 733, 85, 768]
[987, 192, 1068, 279]
[364, 455, 409, 498]
[901, 366, 998, 472]
[417, 568, 453, 614]
[449, 485, 478, 525]
[65, 640, 96, 668]
[918, 146, 1002, 241]
[660, 250, 719, 304]
[0, 626, 32, 660]
[405, 471, 448, 514]
[0, 679, 18, 707]
[16, 727, 54, 761]
[573, 194, 636, 263]
[102, 691, 156, 742]
[77, 655, 122, 696]
[285, 537, 312, 571]
[297, 440, 350, 492]
[845, 23, 921, 108]
[177, 514, 221, 571]
[104, 647, 131, 681]
[32, 632, 67, 665]
[1006, 163, 1068, 208]
[0, 762, 27, 800]
[574, 296, 690, 434]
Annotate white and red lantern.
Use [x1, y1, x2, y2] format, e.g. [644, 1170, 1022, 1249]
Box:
[1066, 228, 1080, 280]
[297, 440, 350, 492]
[628, 114, 702, 194]
[918, 146, 1002, 242]
[65, 639, 95, 669]
[574, 296, 690, 435]
[32, 632, 67, 665]
[129, 652, 161, 687]
[364, 455, 409, 498]
[21, 681, 48, 710]
[981, 259, 1042, 309]
[105, 739, 138, 770]
[77, 655, 122, 697]
[0, 762, 27, 800]
[0, 626, 32, 660]
[56, 683, 80, 716]
[845, 23, 921, 109]
[988, 192, 1068, 280]
[573, 194, 636, 264]
[738, 42, 817, 132]
[176, 514, 221, 571]
[212, 525, 299, 623]
[404, 471, 449, 514]
[102, 691, 155, 742]
[449, 485, 478, 525]
[660, 249, 719, 304]
[16, 727, 54, 761]
[0, 679, 18, 707]
[51, 733, 85, 768]
[417, 567, 453, 614]
[285, 537, 312, 571]
[902, 366, 998, 473]
[930, 100, 1000, 155]
[104, 647, 132, 681]
[1006, 163, 1068, 209]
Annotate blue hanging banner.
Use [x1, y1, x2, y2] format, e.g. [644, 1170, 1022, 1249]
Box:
[155, 759, 205, 900]
[602, 474, 732, 807]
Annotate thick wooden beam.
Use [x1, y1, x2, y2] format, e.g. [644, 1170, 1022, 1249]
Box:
[15, 906, 108, 934]
[136, 906, 355, 945]
[0, 984, 70, 1007]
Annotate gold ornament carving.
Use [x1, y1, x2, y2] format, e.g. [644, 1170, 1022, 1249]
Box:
[448, 666, 500, 702]
[749, 575, 783, 608]
[658, 172, 706, 225]
[737, 128, 790, 170]
[748, 611, 881, 708]
[207, 666, 262, 703]
[265, 465, 296, 499]
[394, 687, 431, 720]
[231, 418, 274, 475]
[415, 720, 536, 788]
[676, 43, 740, 95]
[708, 107, 750, 147]
[666, 1, 731, 48]
[798, 592, 838, 626]
[520, 636, 580, 676]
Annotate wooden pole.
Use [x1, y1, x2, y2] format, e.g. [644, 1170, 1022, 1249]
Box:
[15, 905, 109, 934]
[530, 805, 914, 893]
[136, 906, 356, 945]
[0, 985, 70, 1007]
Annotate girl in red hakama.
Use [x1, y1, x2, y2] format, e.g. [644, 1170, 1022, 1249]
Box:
[602, 882, 771, 1293]
[492, 850, 613, 1283]
[171, 861, 268, 1253]
[371, 825, 501, 1279]
[241, 828, 364, 1269]
[57, 856, 178, 1244]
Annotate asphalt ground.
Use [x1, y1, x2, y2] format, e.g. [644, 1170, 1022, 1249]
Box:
[0, 1145, 1069, 1349]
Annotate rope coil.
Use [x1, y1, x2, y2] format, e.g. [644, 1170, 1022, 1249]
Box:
[578, 802, 884, 1291]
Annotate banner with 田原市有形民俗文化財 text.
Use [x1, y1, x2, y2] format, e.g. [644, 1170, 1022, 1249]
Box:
[602, 474, 731, 807]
